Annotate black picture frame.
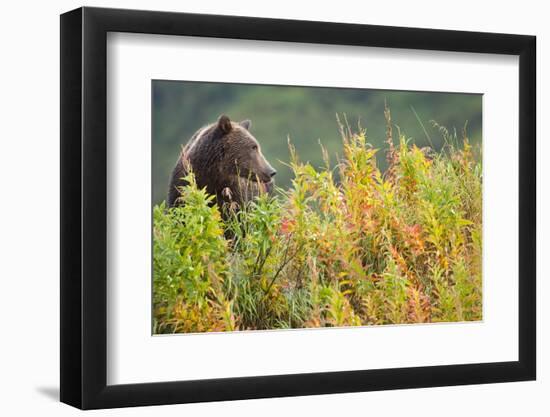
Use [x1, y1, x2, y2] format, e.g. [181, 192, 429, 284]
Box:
[60, 6, 536, 410]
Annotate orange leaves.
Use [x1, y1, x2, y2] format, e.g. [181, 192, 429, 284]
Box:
[388, 244, 408, 275]
[404, 223, 425, 256]
[407, 286, 432, 323]
[280, 217, 295, 235]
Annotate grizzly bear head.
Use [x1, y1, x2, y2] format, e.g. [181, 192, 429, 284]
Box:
[215, 114, 277, 190]
[168, 114, 277, 210]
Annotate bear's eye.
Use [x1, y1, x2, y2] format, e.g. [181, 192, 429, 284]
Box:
[251, 145, 258, 151]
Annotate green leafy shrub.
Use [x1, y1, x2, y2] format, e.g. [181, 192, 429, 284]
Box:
[153, 173, 235, 333]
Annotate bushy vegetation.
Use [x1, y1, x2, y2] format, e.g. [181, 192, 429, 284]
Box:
[153, 116, 482, 334]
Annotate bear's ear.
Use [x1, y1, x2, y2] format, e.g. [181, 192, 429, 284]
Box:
[216, 114, 233, 134]
[239, 119, 252, 130]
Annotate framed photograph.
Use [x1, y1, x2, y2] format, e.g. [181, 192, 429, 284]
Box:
[60, 6, 536, 409]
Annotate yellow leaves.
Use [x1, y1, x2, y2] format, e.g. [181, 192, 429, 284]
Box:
[323, 288, 361, 327]
[221, 300, 237, 331]
[407, 286, 431, 323]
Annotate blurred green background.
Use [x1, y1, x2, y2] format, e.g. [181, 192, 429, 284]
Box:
[152, 80, 482, 205]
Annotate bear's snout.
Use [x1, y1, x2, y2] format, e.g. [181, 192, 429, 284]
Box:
[259, 165, 276, 184]
[256, 155, 276, 184]
[261, 166, 276, 182]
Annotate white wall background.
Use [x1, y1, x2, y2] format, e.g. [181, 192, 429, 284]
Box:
[0, 0, 546, 415]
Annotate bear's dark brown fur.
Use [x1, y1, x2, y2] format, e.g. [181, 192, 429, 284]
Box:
[167, 115, 277, 211]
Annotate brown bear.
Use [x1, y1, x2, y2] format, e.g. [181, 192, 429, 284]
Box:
[167, 115, 277, 212]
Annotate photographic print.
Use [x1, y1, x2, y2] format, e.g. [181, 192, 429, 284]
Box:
[152, 81, 482, 334]
[61, 8, 536, 407]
